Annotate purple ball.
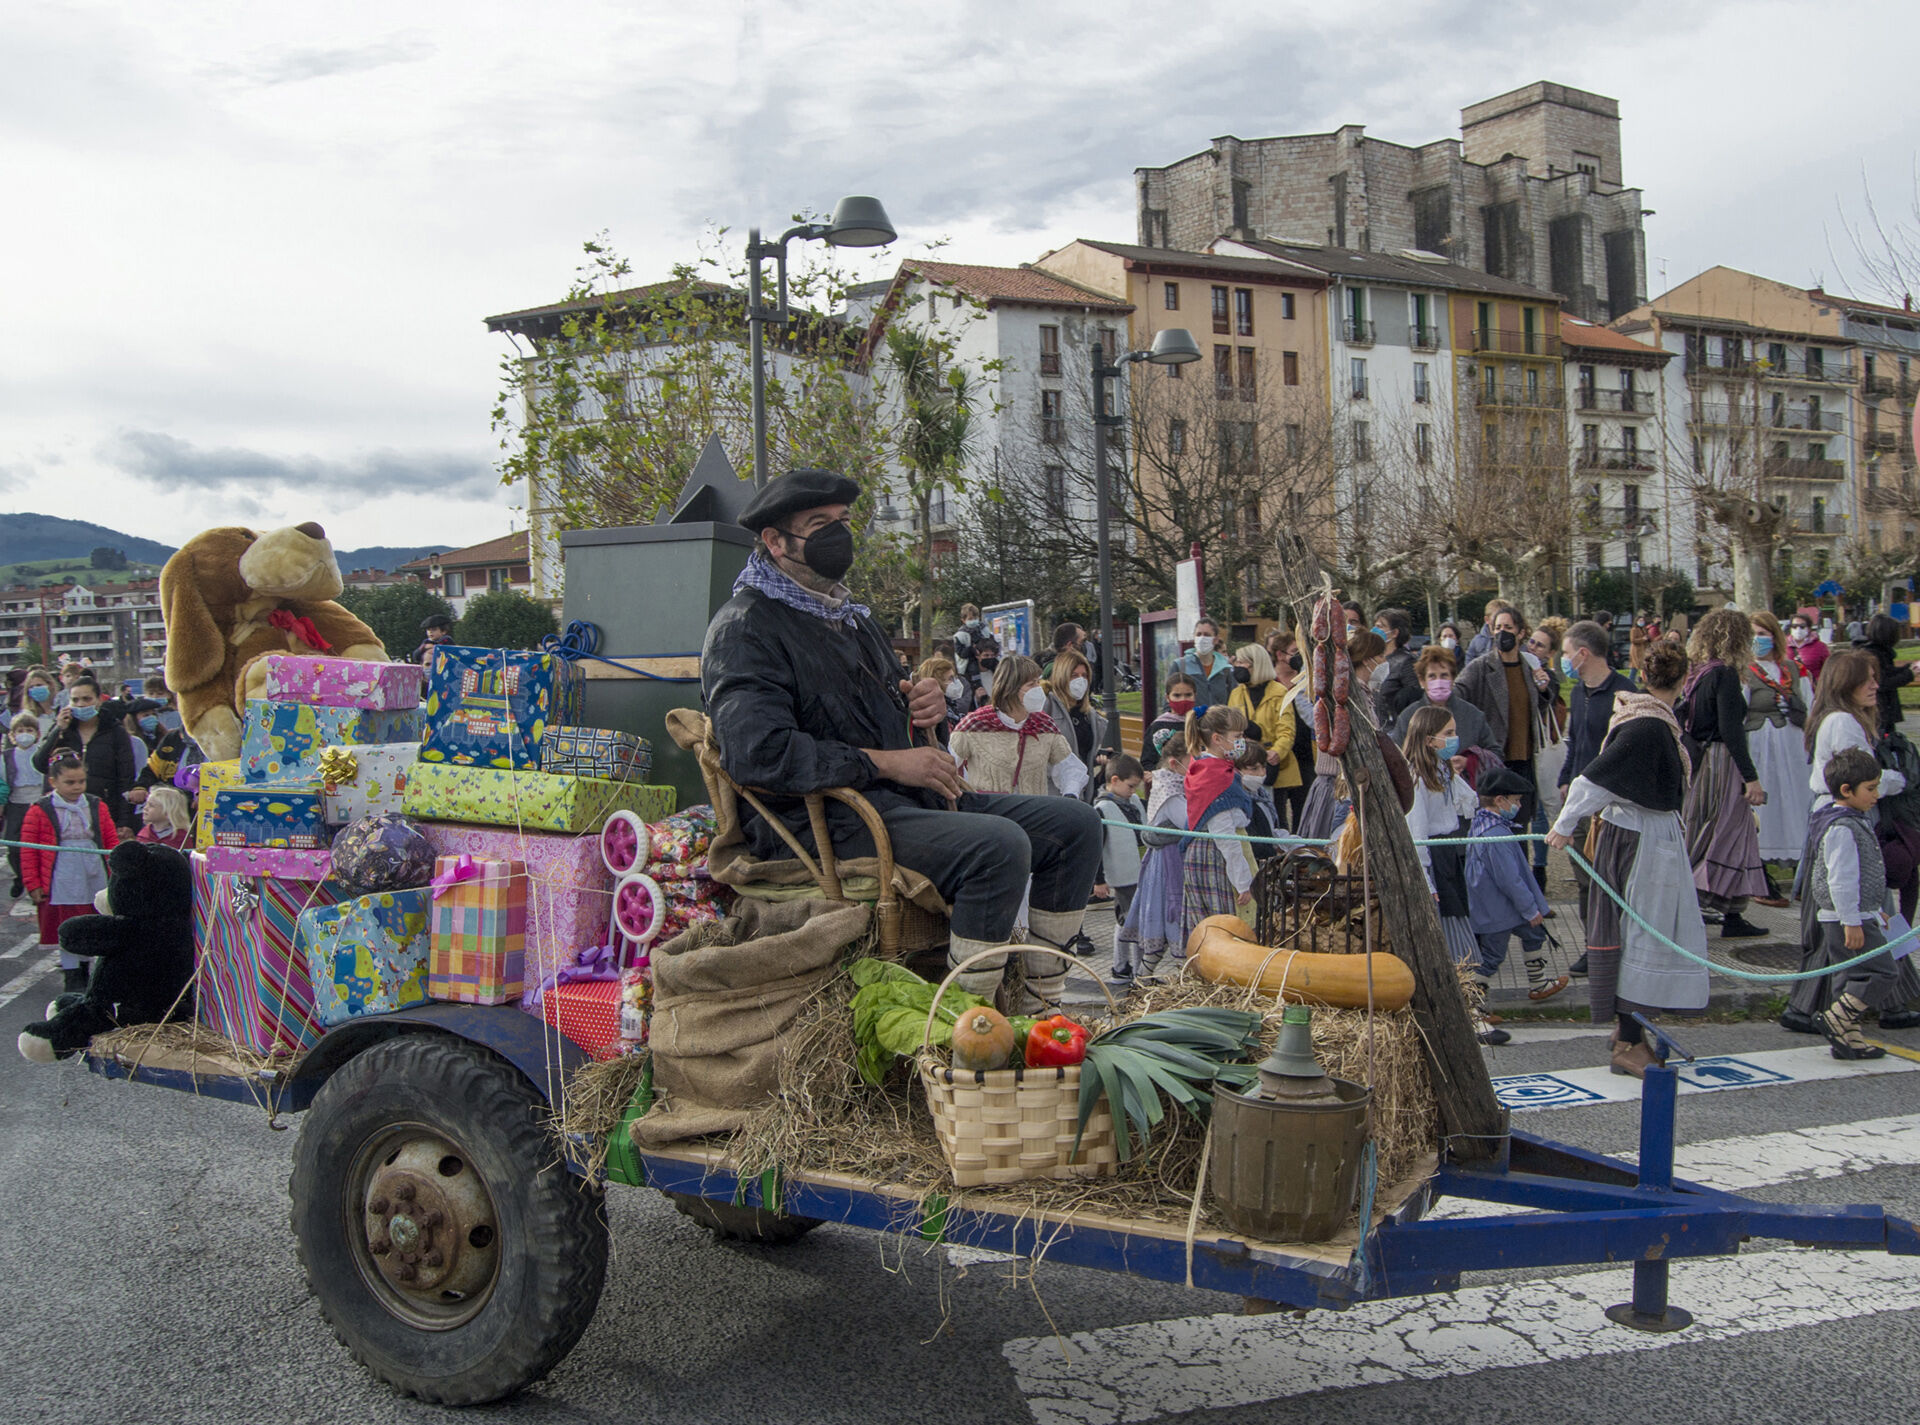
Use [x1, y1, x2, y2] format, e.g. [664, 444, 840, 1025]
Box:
[329, 813, 437, 894]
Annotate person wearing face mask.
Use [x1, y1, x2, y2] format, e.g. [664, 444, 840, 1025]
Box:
[1264, 633, 1317, 831]
[915, 656, 964, 744]
[950, 603, 1000, 699]
[18, 667, 58, 724]
[1455, 604, 1557, 891]
[1464, 600, 1509, 664]
[706, 471, 1105, 1011]
[1743, 609, 1811, 902]
[1786, 608, 1829, 684]
[1139, 672, 1199, 772]
[1465, 766, 1564, 1002]
[32, 674, 139, 834]
[1175, 617, 1236, 709]
[1436, 622, 1462, 657]
[1181, 704, 1257, 942]
[1390, 646, 1495, 764]
[1228, 643, 1300, 816]
[1369, 608, 1421, 723]
[1042, 648, 1109, 800]
[1401, 707, 1491, 1002]
[1230, 735, 1283, 863]
[4, 712, 47, 905]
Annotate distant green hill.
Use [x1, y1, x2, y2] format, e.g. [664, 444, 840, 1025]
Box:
[0, 514, 448, 585]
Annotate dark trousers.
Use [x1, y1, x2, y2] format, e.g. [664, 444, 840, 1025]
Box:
[1279, 780, 1311, 832]
[1476, 920, 1547, 979]
[1510, 757, 1545, 869]
[835, 793, 1105, 942]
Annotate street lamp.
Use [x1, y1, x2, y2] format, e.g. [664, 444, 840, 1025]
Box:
[1091, 328, 1202, 749]
[746, 196, 898, 487]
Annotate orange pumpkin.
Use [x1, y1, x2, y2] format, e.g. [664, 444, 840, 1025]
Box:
[950, 1005, 1017, 1071]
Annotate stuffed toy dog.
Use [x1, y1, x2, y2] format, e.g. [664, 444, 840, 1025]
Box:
[18, 842, 196, 1064]
[161, 523, 386, 761]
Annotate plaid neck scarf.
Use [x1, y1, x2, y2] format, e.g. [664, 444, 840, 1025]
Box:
[734, 550, 871, 629]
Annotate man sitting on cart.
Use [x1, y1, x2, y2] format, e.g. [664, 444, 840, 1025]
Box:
[702, 469, 1105, 1009]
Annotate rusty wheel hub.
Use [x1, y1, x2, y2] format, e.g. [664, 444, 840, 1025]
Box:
[359, 1134, 498, 1317]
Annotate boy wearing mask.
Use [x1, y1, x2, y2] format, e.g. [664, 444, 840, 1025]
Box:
[1465, 767, 1564, 1001]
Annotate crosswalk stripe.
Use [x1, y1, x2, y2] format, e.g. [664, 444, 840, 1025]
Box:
[0, 952, 59, 1010]
[3, 931, 40, 960]
[1003, 1249, 1920, 1424]
[1492, 1043, 1918, 1110]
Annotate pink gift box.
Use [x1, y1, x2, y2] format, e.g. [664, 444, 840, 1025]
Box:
[260, 654, 425, 712]
[418, 823, 612, 1010]
[202, 844, 335, 881]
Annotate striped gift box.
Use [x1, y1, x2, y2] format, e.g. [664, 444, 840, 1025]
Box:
[426, 854, 528, 1004]
[191, 852, 339, 1055]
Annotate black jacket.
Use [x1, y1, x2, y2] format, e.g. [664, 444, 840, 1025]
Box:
[33, 702, 139, 829]
[1559, 670, 1636, 787]
[1681, 664, 1757, 782]
[704, 588, 944, 858]
[1858, 637, 1914, 738]
[1582, 716, 1688, 813]
[1373, 646, 1420, 724]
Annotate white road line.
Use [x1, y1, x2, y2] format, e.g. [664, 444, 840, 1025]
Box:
[3, 931, 41, 960]
[0, 952, 59, 1010]
[1492, 1044, 1918, 1111]
[1004, 1249, 1920, 1425]
[1485, 1023, 1612, 1045]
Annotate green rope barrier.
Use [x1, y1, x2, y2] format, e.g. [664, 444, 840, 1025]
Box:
[0, 837, 112, 857]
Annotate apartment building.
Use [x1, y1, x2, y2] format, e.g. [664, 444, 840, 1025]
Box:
[397, 533, 535, 617]
[1809, 289, 1920, 551]
[1561, 316, 1685, 583]
[0, 581, 165, 678]
[1135, 81, 1647, 322]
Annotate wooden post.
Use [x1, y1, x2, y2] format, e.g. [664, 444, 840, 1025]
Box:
[1273, 535, 1508, 1162]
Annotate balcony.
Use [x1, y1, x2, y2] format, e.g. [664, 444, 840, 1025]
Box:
[1409, 323, 1440, 351]
[1575, 387, 1645, 413]
[1470, 327, 1562, 357]
[1865, 373, 1897, 397]
[1763, 455, 1846, 482]
[1579, 503, 1660, 532]
[1575, 445, 1657, 473]
[1764, 354, 1852, 384]
[1342, 318, 1376, 347]
[1865, 429, 1900, 452]
[1769, 409, 1844, 433]
[1783, 508, 1843, 536]
[1477, 382, 1566, 409]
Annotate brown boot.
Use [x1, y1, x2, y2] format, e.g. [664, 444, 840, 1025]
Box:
[1610, 1035, 1655, 1078]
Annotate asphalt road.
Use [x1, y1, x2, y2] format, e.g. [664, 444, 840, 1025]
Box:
[4, 913, 1920, 1425]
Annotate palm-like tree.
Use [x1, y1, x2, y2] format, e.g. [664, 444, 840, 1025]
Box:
[884, 324, 981, 653]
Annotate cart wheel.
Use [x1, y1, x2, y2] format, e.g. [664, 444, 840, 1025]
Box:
[290, 1034, 608, 1405]
[601, 810, 646, 876]
[613, 874, 664, 946]
[666, 1193, 822, 1245]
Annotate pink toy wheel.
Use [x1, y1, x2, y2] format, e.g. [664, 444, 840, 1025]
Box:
[601, 811, 646, 876]
[613, 874, 665, 946]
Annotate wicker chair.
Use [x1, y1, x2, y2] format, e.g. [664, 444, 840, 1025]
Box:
[665, 710, 951, 959]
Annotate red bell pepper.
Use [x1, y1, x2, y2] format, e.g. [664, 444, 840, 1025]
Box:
[1025, 1014, 1089, 1068]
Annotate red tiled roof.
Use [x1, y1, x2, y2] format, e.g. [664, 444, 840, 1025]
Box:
[398, 532, 529, 572]
[1560, 314, 1669, 358]
[1808, 287, 1920, 321]
[485, 280, 730, 328]
[904, 261, 1132, 311]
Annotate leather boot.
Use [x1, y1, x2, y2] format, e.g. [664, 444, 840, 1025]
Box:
[946, 934, 1014, 1001]
[1020, 908, 1085, 1013]
[1610, 1034, 1655, 1078]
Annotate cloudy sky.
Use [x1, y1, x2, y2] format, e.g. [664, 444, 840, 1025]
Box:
[4, 0, 1916, 554]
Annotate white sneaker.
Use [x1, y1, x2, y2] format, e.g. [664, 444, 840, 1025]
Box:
[10, 898, 34, 919]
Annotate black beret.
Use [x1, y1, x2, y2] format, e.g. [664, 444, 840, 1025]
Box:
[737, 469, 861, 532]
[1476, 767, 1531, 798]
[421, 614, 453, 631]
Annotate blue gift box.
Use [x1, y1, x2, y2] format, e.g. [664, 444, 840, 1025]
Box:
[242, 699, 423, 782]
[418, 645, 584, 772]
[297, 887, 432, 1026]
[210, 782, 330, 849]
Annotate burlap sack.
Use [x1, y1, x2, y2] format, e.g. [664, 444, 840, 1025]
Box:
[632, 896, 871, 1147]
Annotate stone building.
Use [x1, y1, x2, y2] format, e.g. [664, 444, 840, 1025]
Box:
[1134, 81, 1647, 323]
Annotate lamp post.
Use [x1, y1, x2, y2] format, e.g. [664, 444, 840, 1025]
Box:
[745, 196, 897, 488]
[1090, 328, 1201, 750]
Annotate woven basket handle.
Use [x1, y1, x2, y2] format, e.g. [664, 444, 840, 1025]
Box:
[920, 945, 1123, 1056]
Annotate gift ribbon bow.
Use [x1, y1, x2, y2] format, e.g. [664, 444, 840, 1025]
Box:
[316, 747, 359, 787]
[430, 854, 479, 899]
[268, 607, 334, 654]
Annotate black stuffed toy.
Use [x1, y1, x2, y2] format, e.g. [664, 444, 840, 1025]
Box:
[18, 842, 196, 1064]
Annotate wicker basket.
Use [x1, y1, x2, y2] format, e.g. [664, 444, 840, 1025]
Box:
[917, 948, 1120, 1187]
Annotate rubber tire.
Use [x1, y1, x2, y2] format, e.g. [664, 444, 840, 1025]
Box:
[290, 1034, 609, 1405]
[666, 1192, 822, 1245]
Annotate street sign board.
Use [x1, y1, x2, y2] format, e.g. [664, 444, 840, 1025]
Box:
[1175, 559, 1201, 642]
[983, 599, 1035, 658]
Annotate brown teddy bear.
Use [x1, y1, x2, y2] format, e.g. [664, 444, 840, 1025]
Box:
[161, 523, 388, 762]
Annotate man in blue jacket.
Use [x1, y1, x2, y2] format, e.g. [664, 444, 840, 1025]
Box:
[1466, 767, 1566, 1002]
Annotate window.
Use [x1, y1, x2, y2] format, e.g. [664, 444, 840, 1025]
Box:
[1528, 425, 1543, 459]
[1812, 496, 1827, 533]
[1038, 324, 1060, 376]
[1476, 300, 1493, 346]
[1282, 351, 1300, 386]
[1808, 346, 1826, 379]
[489, 567, 509, 592]
[1581, 424, 1599, 461]
[1221, 421, 1256, 472]
[1483, 423, 1499, 459]
[1483, 365, 1497, 400]
[1044, 466, 1067, 516]
[1723, 336, 1745, 369]
[1169, 418, 1187, 455]
[1586, 543, 1604, 568]
[1214, 344, 1233, 396]
[1212, 285, 1230, 334]
[1415, 423, 1433, 464]
[1234, 288, 1254, 336]
[1285, 423, 1303, 457]
[1577, 363, 1596, 405]
[1573, 151, 1600, 178]
[1413, 361, 1430, 403]
[444, 571, 466, 598]
[1410, 292, 1431, 339]
[1691, 437, 1704, 471]
[1622, 426, 1639, 460]
[1040, 389, 1063, 443]
[1770, 392, 1785, 427]
[1811, 442, 1827, 463]
[1619, 368, 1637, 412]
[1352, 421, 1372, 462]
[1871, 523, 1884, 552]
[1281, 292, 1296, 320]
[1350, 357, 1368, 399]
[1163, 282, 1180, 311]
[1526, 366, 1540, 401]
[1237, 347, 1256, 401]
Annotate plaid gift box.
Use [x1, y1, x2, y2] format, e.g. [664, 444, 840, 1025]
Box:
[539, 978, 625, 1061]
[194, 760, 244, 849]
[541, 726, 653, 784]
[298, 888, 433, 1026]
[418, 645, 584, 771]
[192, 853, 340, 1054]
[402, 763, 673, 834]
[211, 782, 329, 849]
[242, 698, 423, 782]
[427, 854, 528, 1004]
[260, 654, 425, 712]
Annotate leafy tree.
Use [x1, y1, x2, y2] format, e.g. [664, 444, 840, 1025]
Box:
[456, 589, 560, 651]
[882, 322, 983, 654]
[337, 582, 455, 659]
[15, 638, 45, 667]
[89, 546, 127, 571]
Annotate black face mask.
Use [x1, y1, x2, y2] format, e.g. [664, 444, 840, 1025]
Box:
[1232, 665, 1253, 686]
[780, 520, 855, 582]
[1496, 630, 1518, 653]
[1286, 652, 1303, 673]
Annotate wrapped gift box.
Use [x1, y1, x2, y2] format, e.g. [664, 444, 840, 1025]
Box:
[318, 743, 419, 825]
[541, 726, 653, 784]
[418, 823, 615, 1009]
[261, 654, 425, 712]
[539, 978, 626, 1061]
[418, 645, 584, 771]
[427, 854, 528, 1004]
[194, 760, 245, 850]
[299, 888, 432, 1026]
[242, 699, 422, 783]
[192, 853, 340, 1054]
[211, 783, 329, 849]
[402, 763, 674, 834]
[203, 845, 334, 881]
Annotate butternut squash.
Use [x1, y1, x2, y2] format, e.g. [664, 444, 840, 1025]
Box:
[1186, 915, 1414, 1011]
